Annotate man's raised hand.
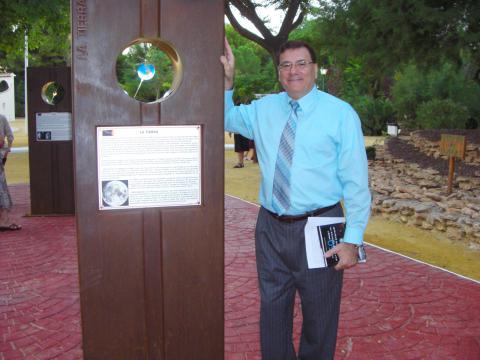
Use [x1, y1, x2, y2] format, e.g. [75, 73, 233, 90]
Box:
[220, 37, 235, 90]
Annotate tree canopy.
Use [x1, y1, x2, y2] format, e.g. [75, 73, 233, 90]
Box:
[0, 0, 478, 130]
[317, 0, 480, 83]
[225, 24, 278, 103]
[225, 0, 311, 64]
[0, 0, 70, 70]
[0, 0, 70, 115]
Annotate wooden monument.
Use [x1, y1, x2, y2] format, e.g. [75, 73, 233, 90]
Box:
[27, 66, 75, 215]
[72, 1, 224, 358]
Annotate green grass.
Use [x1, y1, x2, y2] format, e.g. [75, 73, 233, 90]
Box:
[5, 119, 29, 184]
[5, 152, 29, 184]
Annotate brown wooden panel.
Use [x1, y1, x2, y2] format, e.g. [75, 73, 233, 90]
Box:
[27, 66, 74, 215]
[72, 0, 224, 358]
[160, 1, 225, 359]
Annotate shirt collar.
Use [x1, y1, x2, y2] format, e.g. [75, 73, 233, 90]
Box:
[285, 86, 318, 114]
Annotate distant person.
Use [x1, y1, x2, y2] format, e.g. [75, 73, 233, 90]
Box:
[230, 132, 250, 168]
[221, 39, 370, 359]
[247, 139, 257, 163]
[0, 114, 21, 231]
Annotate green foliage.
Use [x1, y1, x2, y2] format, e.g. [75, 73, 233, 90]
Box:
[0, 0, 71, 116]
[392, 62, 480, 129]
[350, 95, 395, 135]
[226, 25, 277, 103]
[416, 99, 469, 130]
[365, 146, 376, 160]
[290, 19, 329, 65]
[318, 0, 480, 83]
[14, 79, 24, 117]
[390, 65, 428, 128]
[339, 59, 375, 99]
[235, 45, 261, 75]
[0, 0, 70, 68]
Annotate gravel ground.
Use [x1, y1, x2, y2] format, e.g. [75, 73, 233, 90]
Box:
[411, 129, 480, 144]
[385, 129, 480, 177]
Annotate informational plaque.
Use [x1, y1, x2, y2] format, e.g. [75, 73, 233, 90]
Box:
[439, 134, 466, 160]
[35, 112, 72, 141]
[97, 125, 202, 210]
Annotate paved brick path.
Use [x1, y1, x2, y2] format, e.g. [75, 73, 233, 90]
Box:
[0, 185, 82, 359]
[1, 185, 479, 359]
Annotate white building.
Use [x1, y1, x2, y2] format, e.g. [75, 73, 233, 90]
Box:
[0, 72, 16, 121]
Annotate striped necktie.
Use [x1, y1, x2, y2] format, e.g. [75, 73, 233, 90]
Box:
[272, 100, 299, 214]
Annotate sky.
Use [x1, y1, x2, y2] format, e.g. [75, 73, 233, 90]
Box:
[225, 4, 296, 36]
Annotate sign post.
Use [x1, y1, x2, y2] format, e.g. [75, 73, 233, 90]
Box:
[439, 134, 466, 194]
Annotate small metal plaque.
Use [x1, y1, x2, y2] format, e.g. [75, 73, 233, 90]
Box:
[35, 112, 72, 141]
[97, 125, 202, 210]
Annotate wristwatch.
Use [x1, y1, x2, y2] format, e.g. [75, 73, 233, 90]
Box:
[356, 244, 367, 263]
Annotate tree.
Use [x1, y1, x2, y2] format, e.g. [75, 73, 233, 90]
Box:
[416, 99, 470, 129]
[392, 62, 480, 129]
[225, 0, 311, 65]
[318, 0, 480, 84]
[0, 0, 70, 68]
[0, 0, 70, 115]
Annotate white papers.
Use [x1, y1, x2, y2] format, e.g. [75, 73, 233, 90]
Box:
[304, 217, 345, 269]
[97, 125, 202, 210]
[35, 112, 72, 141]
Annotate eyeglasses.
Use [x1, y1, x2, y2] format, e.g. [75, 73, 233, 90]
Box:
[278, 60, 314, 72]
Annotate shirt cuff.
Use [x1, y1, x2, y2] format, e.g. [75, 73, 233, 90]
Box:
[342, 226, 364, 246]
[225, 90, 234, 108]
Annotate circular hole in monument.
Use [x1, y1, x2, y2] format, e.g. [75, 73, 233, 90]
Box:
[41, 82, 65, 105]
[0, 80, 9, 92]
[116, 39, 182, 103]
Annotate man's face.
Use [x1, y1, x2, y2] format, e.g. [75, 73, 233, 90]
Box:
[278, 47, 318, 100]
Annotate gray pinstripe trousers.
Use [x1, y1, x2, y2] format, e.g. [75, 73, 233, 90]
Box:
[255, 205, 344, 360]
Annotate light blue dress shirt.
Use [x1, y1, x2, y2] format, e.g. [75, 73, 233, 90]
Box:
[224, 86, 371, 245]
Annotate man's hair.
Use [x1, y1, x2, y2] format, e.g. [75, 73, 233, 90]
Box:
[277, 41, 317, 64]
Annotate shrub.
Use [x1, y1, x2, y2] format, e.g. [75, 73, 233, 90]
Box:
[352, 96, 395, 135]
[392, 62, 480, 130]
[416, 99, 469, 129]
[365, 146, 376, 160]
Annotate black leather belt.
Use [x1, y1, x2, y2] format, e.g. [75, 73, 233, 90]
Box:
[265, 203, 340, 223]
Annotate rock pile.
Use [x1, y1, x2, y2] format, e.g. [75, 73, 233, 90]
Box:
[410, 130, 480, 165]
[369, 133, 480, 248]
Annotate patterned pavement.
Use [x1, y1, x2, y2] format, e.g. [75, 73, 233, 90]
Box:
[1, 184, 479, 359]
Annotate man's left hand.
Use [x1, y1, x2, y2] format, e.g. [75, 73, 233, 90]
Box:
[325, 243, 358, 271]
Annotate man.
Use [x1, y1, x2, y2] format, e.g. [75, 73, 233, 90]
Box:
[221, 38, 370, 359]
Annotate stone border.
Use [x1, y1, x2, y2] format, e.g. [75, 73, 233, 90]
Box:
[410, 130, 480, 165]
[369, 141, 480, 247]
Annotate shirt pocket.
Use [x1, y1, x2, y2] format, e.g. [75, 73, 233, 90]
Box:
[294, 132, 338, 169]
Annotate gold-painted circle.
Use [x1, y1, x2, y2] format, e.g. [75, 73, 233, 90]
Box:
[116, 38, 183, 104]
[41, 81, 65, 105]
